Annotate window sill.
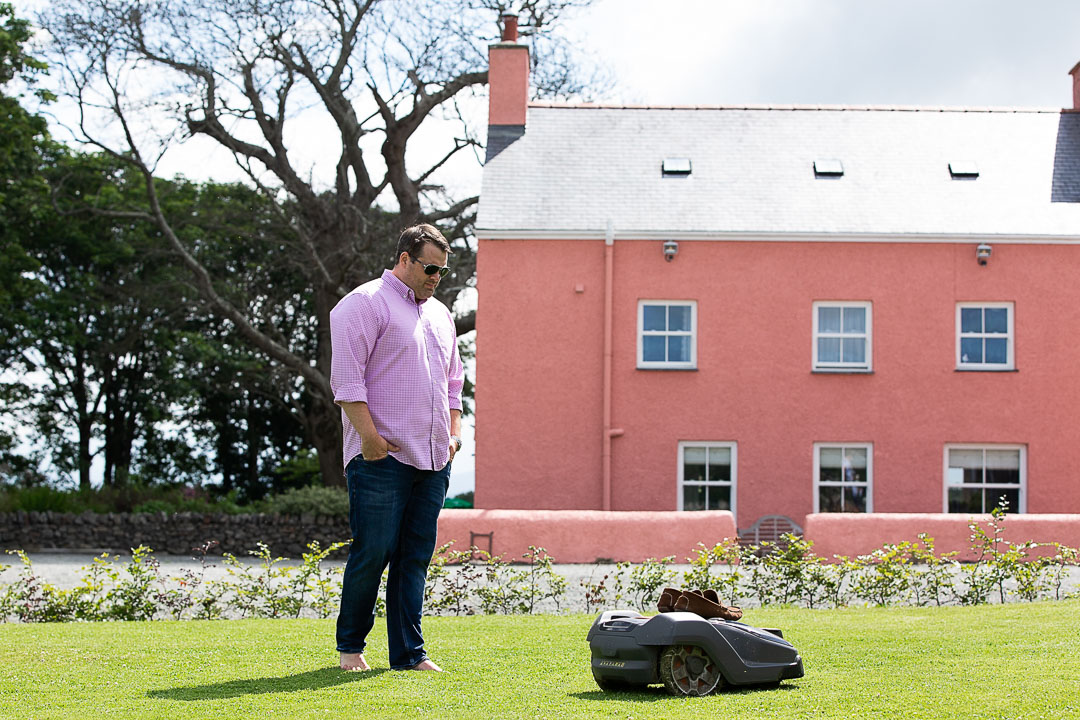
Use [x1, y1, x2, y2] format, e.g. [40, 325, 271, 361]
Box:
[636, 366, 699, 372]
[954, 367, 1018, 373]
[811, 369, 874, 374]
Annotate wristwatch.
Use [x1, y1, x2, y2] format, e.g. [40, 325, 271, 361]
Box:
[451, 435, 464, 451]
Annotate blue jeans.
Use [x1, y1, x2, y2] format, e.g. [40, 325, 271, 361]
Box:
[336, 454, 449, 669]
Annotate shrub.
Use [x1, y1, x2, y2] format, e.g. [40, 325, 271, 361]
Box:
[258, 486, 349, 517]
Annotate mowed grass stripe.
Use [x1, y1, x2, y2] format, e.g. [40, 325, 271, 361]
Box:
[0, 601, 1078, 719]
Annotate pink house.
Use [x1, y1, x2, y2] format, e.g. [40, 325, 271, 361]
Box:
[469, 20, 1080, 552]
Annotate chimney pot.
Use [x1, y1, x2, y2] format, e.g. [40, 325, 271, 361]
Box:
[489, 14, 529, 128]
[1069, 61, 1080, 110]
[501, 14, 518, 42]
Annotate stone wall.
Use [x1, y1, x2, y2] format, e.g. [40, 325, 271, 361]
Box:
[0, 509, 738, 562]
[0, 511, 351, 559]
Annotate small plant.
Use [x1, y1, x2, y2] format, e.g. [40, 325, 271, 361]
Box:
[475, 551, 529, 615]
[852, 542, 915, 607]
[579, 567, 612, 614]
[425, 542, 482, 616]
[519, 546, 567, 614]
[104, 546, 164, 621]
[625, 556, 675, 612]
[220, 543, 299, 619]
[814, 556, 856, 609]
[763, 534, 819, 606]
[908, 534, 958, 607]
[741, 545, 776, 606]
[1046, 543, 1080, 601]
[293, 540, 349, 619]
[682, 540, 742, 598]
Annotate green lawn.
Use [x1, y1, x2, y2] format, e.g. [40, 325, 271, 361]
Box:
[2, 601, 1078, 720]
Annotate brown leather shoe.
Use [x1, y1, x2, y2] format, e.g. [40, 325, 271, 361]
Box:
[674, 588, 743, 621]
[657, 587, 683, 613]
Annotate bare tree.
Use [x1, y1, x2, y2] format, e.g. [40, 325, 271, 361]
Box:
[38, 0, 602, 485]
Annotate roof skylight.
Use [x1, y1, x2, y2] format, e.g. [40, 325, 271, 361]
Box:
[814, 159, 844, 177]
[662, 158, 692, 176]
[949, 161, 980, 178]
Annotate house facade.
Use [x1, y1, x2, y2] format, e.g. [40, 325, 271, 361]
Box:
[473, 21, 1080, 534]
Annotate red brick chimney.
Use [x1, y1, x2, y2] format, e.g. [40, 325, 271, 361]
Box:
[1070, 61, 1080, 110]
[488, 13, 529, 127]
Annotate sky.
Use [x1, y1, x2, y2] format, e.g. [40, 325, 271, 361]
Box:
[15, 0, 1080, 496]
[571, 0, 1080, 109]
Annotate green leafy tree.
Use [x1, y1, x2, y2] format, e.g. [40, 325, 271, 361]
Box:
[39, 0, 604, 485]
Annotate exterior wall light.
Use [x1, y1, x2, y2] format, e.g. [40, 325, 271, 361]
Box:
[663, 240, 678, 261]
[976, 243, 992, 265]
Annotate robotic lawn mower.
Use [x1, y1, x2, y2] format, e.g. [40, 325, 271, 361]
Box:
[587, 609, 804, 696]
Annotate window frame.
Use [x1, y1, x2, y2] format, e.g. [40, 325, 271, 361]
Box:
[942, 444, 1027, 514]
[956, 302, 1014, 371]
[812, 301, 873, 372]
[813, 442, 874, 513]
[677, 441, 737, 515]
[637, 299, 697, 370]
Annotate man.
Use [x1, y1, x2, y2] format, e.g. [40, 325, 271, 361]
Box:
[330, 224, 464, 672]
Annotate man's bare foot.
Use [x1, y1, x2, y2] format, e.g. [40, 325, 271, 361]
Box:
[340, 652, 371, 671]
[409, 659, 443, 672]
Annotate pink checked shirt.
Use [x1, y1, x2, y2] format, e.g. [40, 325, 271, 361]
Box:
[330, 270, 464, 471]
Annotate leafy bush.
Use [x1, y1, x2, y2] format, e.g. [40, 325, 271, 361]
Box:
[0, 485, 248, 515]
[0, 486, 81, 513]
[257, 485, 349, 517]
[2, 503, 1079, 623]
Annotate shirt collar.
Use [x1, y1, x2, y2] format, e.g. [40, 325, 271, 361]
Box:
[382, 268, 427, 305]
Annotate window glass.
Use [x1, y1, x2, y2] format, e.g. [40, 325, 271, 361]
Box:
[961, 307, 982, 333]
[842, 338, 865, 363]
[707, 487, 730, 511]
[816, 444, 871, 513]
[668, 305, 691, 332]
[707, 447, 731, 482]
[643, 336, 665, 362]
[668, 336, 691, 363]
[819, 306, 841, 333]
[985, 338, 1007, 364]
[818, 338, 841, 363]
[681, 443, 735, 513]
[960, 337, 983, 364]
[643, 305, 666, 331]
[843, 486, 868, 512]
[683, 485, 705, 511]
[814, 302, 871, 371]
[639, 301, 696, 369]
[957, 303, 1013, 370]
[946, 447, 1024, 513]
[985, 308, 1008, 334]
[842, 307, 865, 333]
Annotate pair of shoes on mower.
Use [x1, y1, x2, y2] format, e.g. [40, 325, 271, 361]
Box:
[657, 587, 743, 621]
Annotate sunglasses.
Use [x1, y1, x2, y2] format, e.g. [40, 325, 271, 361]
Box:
[410, 255, 450, 278]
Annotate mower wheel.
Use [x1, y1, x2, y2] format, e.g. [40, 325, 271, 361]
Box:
[658, 644, 723, 696]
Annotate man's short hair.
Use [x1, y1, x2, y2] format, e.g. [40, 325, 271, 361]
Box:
[396, 224, 452, 261]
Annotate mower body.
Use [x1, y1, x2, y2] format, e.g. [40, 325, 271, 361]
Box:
[587, 610, 804, 692]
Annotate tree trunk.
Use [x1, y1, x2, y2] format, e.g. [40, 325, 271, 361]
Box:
[72, 352, 94, 491]
[310, 392, 345, 487]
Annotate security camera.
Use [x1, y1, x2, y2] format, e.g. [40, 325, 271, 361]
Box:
[663, 240, 678, 261]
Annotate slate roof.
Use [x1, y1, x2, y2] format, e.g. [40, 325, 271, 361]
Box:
[477, 104, 1080, 239]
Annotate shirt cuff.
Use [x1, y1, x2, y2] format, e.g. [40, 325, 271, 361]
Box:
[334, 384, 368, 405]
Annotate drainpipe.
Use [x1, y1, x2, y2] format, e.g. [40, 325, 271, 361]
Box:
[602, 220, 624, 510]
